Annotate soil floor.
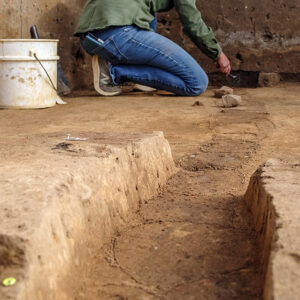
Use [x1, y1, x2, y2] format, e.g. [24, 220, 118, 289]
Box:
[1, 83, 299, 299]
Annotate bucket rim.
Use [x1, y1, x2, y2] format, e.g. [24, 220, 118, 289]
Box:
[0, 39, 59, 42]
[0, 56, 60, 61]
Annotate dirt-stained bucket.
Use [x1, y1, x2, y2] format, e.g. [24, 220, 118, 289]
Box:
[0, 39, 64, 109]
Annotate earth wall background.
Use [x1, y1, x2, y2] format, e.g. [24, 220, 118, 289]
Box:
[1, 0, 299, 89]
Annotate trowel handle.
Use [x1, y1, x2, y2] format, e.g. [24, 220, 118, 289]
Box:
[30, 25, 39, 39]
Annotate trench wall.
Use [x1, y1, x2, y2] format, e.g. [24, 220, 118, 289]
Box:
[244, 159, 300, 299]
[0, 0, 299, 89]
[0, 132, 176, 300]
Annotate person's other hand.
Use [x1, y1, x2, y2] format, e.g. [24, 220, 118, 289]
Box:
[216, 52, 231, 76]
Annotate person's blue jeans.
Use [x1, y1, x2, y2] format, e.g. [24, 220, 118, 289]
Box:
[81, 25, 208, 96]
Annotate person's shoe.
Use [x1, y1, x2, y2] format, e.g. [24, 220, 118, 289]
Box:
[92, 55, 122, 96]
[133, 84, 156, 92]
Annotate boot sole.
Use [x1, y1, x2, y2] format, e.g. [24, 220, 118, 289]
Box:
[92, 56, 121, 96]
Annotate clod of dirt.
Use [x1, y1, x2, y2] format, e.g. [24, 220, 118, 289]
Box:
[258, 72, 280, 87]
[192, 100, 203, 106]
[52, 142, 75, 152]
[214, 86, 234, 98]
[222, 94, 242, 108]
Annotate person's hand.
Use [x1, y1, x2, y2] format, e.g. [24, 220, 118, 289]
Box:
[215, 52, 231, 76]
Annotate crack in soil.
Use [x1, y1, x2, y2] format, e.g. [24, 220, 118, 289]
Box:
[103, 238, 165, 299]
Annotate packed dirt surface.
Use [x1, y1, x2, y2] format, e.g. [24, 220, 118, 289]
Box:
[0, 83, 299, 299]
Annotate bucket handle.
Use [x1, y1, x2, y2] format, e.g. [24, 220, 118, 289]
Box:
[33, 53, 57, 92]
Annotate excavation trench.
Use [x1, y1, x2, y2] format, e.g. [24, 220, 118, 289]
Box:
[71, 136, 266, 300]
[0, 132, 269, 300]
[0, 129, 275, 299]
[1, 86, 299, 299]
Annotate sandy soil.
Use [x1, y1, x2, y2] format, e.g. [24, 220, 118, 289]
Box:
[0, 83, 299, 299]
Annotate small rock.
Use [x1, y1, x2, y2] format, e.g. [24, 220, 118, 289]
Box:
[258, 72, 280, 87]
[222, 95, 242, 108]
[192, 100, 203, 106]
[214, 86, 233, 98]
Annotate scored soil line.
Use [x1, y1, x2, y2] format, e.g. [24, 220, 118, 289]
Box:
[74, 136, 264, 300]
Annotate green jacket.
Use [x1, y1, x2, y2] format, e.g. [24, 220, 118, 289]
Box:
[75, 0, 222, 60]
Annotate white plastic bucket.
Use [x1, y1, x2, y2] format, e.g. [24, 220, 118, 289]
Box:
[0, 39, 64, 109]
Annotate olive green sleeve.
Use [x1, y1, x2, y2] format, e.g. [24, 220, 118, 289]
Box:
[173, 0, 222, 60]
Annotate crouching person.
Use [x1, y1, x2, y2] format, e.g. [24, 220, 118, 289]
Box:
[75, 0, 231, 96]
